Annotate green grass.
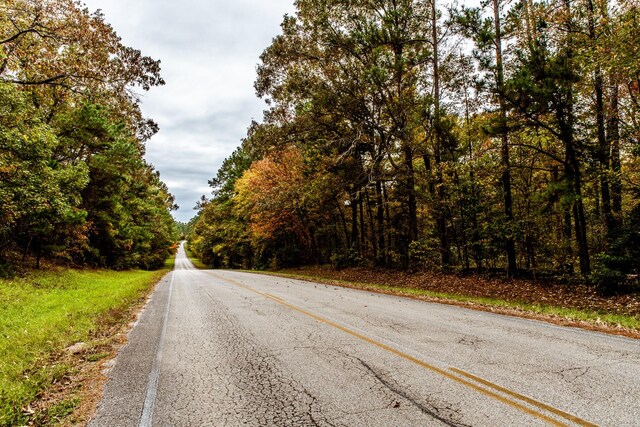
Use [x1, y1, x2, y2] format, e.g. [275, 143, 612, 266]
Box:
[43, 397, 79, 425]
[251, 271, 640, 332]
[184, 245, 209, 269]
[84, 351, 110, 362]
[164, 253, 176, 270]
[0, 266, 169, 426]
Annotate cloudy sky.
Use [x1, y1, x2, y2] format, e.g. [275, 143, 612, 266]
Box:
[81, 0, 296, 222]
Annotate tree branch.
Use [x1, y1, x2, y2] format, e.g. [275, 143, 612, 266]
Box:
[2, 74, 67, 85]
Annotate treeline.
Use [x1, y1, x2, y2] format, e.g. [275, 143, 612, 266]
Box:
[0, 0, 176, 274]
[190, 0, 640, 290]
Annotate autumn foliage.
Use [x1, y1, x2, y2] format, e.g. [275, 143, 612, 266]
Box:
[190, 0, 640, 291]
[236, 148, 310, 242]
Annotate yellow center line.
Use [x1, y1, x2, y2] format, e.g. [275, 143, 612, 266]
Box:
[448, 368, 598, 427]
[214, 274, 595, 427]
[264, 293, 285, 303]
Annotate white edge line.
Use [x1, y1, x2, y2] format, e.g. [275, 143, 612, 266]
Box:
[139, 271, 174, 427]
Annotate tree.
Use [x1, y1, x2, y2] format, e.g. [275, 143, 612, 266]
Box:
[453, 0, 517, 275]
[193, 0, 640, 288]
[0, 0, 174, 270]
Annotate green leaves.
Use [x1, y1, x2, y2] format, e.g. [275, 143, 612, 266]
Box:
[0, 1, 174, 270]
[192, 0, 640, 286]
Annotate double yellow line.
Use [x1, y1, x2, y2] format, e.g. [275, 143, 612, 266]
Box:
[214, 274, 597, 427]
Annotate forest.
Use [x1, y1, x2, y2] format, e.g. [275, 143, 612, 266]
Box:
[190, 0, 640, 292]
[0, 0, 177, 274]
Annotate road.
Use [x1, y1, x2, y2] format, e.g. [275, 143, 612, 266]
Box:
[90, 244, 640, 426]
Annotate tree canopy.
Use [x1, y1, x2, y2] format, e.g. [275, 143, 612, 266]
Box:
[191, 0, 639, 291]
[1, 0, 176, 273]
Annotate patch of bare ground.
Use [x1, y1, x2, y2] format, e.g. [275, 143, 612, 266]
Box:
[275, 266, 640, 339]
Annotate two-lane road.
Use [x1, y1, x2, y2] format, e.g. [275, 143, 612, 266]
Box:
[90, 244, 640, 426]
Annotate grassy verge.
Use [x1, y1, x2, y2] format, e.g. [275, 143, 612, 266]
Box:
[250, 271, 640, 334]
[0, 266, 170, 426]
[184, 245, 208, 269]
[163, 253, 176, 270]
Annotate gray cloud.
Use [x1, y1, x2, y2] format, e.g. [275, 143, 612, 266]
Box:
[82, 0, 294, 222]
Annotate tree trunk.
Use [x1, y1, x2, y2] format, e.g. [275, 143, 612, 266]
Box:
[562, 0, 590, 277]
[359, 193, 366, 251]
[365, 188, 378, 261]
[383, 183, 392, 266]
[565, 135, 591, 276]
[350, 187, 359, 252]
[431, 0, 451, 269]
[463, 64, 482, 270]
[375, 178, 386, 266]
[35, 239, 42, 270]
[608, 79, 622, 218]
[334, 196, 350, 249]
[404, 144, 418, 245]
[493, 0, 517, 276]
[587, 0, 616, 240]
[456, 171, 470, 270]
[391, 25, 417, 263]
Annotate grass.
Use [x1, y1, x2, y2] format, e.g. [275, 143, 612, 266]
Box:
[0, 266, 170, 426]
[44, 397, 79, 425]
[164, 253, 176, 270]
[251, 271, 640, 332]
[184, 245, 209, 270]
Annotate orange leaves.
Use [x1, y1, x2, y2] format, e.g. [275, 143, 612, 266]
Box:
[235, 147, 311, 244]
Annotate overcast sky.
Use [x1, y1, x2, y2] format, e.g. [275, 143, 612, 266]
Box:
[81, 0, 296, 222]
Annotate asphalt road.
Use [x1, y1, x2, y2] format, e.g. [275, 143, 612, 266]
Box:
[90, 244, 640, 426]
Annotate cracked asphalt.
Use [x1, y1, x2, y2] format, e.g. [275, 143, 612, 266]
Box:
[90, 244, 640, 426]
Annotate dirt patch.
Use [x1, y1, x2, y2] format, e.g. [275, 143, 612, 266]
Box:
[273, 266, 640, 339]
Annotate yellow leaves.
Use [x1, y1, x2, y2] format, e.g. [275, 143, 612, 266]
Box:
[234, 146, 310, 243]
[1, 0, 163, 112]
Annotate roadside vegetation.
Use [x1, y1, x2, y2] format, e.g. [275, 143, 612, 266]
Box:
[185, 248, 210, 270]
[0, 3, 182, 424]
[185, 244, 209, 270]
[0, 266, 171, 426]
[1, 0, 176, 275]
[189, 0, 640, 296]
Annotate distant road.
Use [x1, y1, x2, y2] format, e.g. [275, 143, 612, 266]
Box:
[90, 244, 640, 426]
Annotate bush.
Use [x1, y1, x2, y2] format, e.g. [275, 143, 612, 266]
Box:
[0, 261, 14, 279]
[592, 263, 628, 295]
[592, 249, 635, 295]
[408, 239, 440, 270]
[330, 247, 361, 270]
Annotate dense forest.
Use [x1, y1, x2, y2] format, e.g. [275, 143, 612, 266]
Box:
[190, 0, 640, 291]
[0, 0, 176, 274]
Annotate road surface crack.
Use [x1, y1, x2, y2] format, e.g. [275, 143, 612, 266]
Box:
[356, 358, 471, 427]
[554, 366, 591, 383]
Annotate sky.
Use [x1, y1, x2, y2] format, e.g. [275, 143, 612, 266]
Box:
[81, 0, 296, 222]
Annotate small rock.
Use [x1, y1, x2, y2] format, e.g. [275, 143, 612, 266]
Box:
[101, 359, 116, 375]
[66, 342, 87, 355]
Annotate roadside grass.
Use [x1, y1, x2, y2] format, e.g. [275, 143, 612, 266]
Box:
[164, 253, 176, 270]
[251, 271, 640, 333]
[184, 245, 209, 270]
[0, 266, 169, 426]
